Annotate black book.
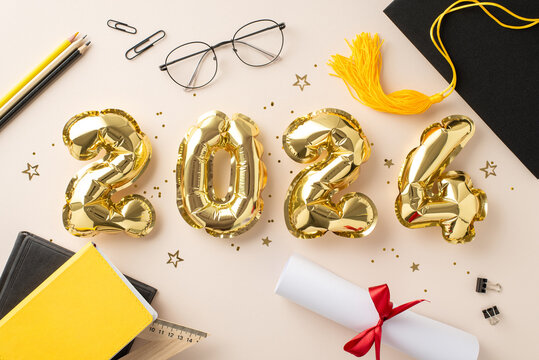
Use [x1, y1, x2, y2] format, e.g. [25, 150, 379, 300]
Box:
[0, 231, 157, 359]
[384, 0, 539, 178]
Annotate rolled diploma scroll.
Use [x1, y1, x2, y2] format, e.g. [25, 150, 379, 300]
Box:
[275, 255, 479, 360]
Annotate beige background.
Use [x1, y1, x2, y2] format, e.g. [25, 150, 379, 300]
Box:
[0, 0, 538, 359]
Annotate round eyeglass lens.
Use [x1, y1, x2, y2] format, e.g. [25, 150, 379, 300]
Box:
[233, 20, 283, 66]
[165, 42, 217, 89]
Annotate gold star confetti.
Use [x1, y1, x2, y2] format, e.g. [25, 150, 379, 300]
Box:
[22, 163, 40, 180]
[166, 250, 184, 268]
[384, 159, 394, 168]
[262, 237, 272, 246]
[479, 161, 497, 178]
[410, 262, 420, 272]
[292, 74, 310, 91]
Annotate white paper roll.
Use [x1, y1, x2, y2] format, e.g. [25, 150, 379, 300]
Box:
[275, 255, 479, 360]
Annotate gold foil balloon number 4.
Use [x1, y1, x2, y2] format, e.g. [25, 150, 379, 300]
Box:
[62, 109, 155, 237]
[176, 111, 267, 238]
[395, 115, 487, 244]
[283, 108, 377, 239]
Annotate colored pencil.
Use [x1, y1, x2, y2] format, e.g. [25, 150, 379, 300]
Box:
[0, 32, 78, 107]
[0, 42, 91, 129]
[0, 36, 86, 120]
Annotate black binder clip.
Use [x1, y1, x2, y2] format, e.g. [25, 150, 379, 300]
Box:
[107, 19, 137, 34]
[482, 306, 500, 325]
[125, 30, 166, 60]
[476, 277, 502, 293]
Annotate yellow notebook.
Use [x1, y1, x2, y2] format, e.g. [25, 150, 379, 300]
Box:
[0, 242, 157, 360]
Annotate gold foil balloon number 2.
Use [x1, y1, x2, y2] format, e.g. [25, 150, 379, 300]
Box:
[63, 109, 155, 237]
[283, 109, 378, 239]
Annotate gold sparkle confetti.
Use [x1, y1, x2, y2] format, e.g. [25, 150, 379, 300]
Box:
[467, 271, 470, 274]
[162, 124, 165, 127]
[22, 163, 40, 180]
[314, 64, 318, 67]
[384, 159, 394, 168]
[290, 110, 294, 114]
[32, 152, 36, 155]
[424, 289, 428, 293]
[391, 248, 395, 251]
[52, 143, 55, 146]
[387, 181, 390, 184]
[262, 237, 272, 246]
[292, 74, 310, 91]
[453, 262, 457, 265]
[396, 254, 399, 258]
[263, 106, 267, 109]
[410, 262, 420, 272]
[510, 187, 514, 190]
[383, 248, 386, 251]
[479, 161, 497, 178]
[371, 259, 374, 263]
[236, 246, 240, 251]
[156, 112, 163, 116]
[193, 93, 197, 97]
[270, 101, 275, 106]
[166, 250, 184, 268]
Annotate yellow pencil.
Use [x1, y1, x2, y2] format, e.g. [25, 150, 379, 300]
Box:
[0, 32, 78, 107]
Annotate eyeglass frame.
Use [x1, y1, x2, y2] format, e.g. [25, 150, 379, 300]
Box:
[159, 19, 286, 89]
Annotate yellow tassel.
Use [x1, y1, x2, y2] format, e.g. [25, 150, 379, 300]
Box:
[329, 33, 444, 115]
[329, 1, 539, 116]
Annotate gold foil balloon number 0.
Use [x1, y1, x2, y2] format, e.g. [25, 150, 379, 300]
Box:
[176, 111, 267, 238]
[395, 115, 487, 244]
[62, 109, 155, 237]
[283, 108, 377, 239]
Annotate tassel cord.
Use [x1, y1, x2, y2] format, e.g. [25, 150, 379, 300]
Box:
[432, 0, 539, 99]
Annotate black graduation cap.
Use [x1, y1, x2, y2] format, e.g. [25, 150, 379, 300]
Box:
[384, 0, 539, 178]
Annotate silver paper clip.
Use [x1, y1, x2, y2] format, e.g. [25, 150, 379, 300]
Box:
[107, 19, 137, 34]
[482, 306, 500, 325]
[476, 277, 502, 293]
[125, 30, 166, 60]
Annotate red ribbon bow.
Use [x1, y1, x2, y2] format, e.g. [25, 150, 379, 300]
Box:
[343, 284, 425, 359]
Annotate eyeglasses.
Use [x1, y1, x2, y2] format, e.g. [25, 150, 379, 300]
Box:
[159, 19, 285, 90]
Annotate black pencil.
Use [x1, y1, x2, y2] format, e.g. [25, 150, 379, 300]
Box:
[0, 41, 91, 129]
